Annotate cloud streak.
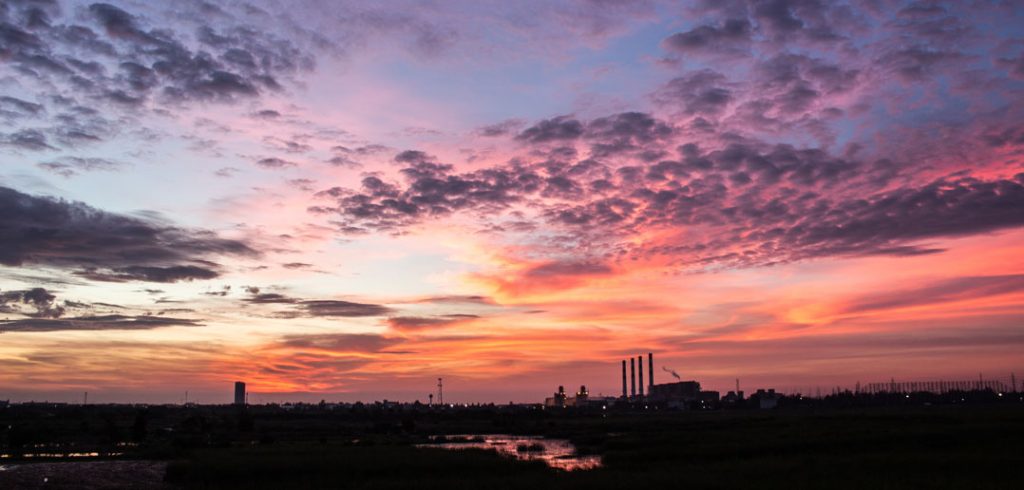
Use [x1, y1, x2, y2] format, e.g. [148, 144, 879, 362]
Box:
[0, 186, 257, 282]
[0, 315, 201, 333]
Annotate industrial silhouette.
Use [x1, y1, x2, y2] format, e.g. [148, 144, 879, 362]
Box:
[222, 356, 1019, 411]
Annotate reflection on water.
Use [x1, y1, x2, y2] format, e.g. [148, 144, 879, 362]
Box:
[422, 434, 601, 471]
[0, 452, 123, 459]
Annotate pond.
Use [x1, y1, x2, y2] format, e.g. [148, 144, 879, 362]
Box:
[421, 434, 601, 471]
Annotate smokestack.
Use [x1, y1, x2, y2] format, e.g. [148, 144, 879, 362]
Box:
[621, 360, 627, 398]
[630, 357, 636, 398]
[638, 356, 644, 397]
[648, 352, 653, 391]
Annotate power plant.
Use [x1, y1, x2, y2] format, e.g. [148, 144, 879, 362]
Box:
[543, 352, 1018, 411]
[617, 352, 722, 408]
[235, 359, 1016, 412]
[545, 352, 758, 410]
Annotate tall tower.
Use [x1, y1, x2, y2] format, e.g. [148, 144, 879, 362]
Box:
[234, 381, 246, 405]
[437, 378, 444, 405]
[621, 360, 627, 398]
[630, 357, 636, 398]
[648, 352, 653, 392]
[637, 355, 644, 397]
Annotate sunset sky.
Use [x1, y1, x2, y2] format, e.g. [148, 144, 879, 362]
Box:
[1, 0, 1023, 404]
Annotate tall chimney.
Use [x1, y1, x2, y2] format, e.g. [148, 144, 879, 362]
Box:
[621, 360, 627, 398]
[630, 357, 636, 398]
[648, 352, 654, 392]
[638, 355, 644, 397]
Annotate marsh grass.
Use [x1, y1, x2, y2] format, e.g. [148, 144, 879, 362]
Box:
[165, 406, 1024, 489]
[165, 444, 553, 489]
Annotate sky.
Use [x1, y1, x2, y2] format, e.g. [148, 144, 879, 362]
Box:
[1, 0, 1023, 404]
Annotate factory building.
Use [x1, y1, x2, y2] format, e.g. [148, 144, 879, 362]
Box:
[721, 390, 745, 405]
[545, 385, 569, 407]
[697, 390, 720, 409]
[649, 380, 702, 400]
[646, 380, 721, 409]
[749, 388, 780, 409]
[544, 385, 615, 408]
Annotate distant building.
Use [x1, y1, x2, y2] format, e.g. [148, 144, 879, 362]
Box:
[545, 385, 568, 407]
[647, 381, 699, 408]
[698, 391, 720, 403]
[234, 381, 246, 405]
[646, 381, 721, 409]
[722, 390, 745, 405]
[749, 388, 779, 409]
[544, 385, 606, 408]
[575, 385, 589, 404]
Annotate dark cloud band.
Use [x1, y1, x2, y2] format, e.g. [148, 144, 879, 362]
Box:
[0, 186, 256, 282]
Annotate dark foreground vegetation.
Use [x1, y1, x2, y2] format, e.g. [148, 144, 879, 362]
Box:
[2, 397, 1023, 488]
[164, 406, 1024, 489]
